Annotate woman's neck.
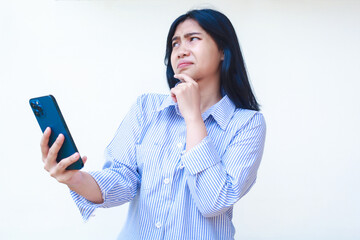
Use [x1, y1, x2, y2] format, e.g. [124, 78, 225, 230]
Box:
[197, 77, 222, 113]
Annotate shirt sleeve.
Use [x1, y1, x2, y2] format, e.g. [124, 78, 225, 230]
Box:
[181, 112, 266, 218]
[70, 97, 143, 221]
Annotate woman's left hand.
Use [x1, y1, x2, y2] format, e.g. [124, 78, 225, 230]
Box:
[170, 74, 201, 122]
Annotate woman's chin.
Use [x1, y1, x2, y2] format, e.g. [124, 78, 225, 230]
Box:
[176, 69, 197, 79]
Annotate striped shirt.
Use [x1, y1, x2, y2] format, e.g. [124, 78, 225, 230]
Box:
[71, 93, 266, 239]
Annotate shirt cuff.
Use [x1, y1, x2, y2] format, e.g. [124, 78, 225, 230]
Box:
[70, 169, 120, 221]
[181, 136, 221, 175]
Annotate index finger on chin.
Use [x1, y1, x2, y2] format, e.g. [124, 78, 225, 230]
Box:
[174, 74, 195, 84]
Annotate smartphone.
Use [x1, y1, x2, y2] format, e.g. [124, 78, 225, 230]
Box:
[29, 95, 84, 170]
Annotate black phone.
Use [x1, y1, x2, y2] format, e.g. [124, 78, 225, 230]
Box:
[29, 95, 84, 170]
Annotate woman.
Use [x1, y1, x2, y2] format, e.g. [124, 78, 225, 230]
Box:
[41, 9, 266, 239]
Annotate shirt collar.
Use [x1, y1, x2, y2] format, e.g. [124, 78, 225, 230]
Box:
[157, 95, 177, 112]
[202, 95, 235, 130]
[157, 94, 235, 131]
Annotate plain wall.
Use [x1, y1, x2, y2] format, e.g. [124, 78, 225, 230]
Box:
[1, 0, 359, 239]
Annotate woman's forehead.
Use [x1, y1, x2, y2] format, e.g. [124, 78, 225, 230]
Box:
[173, 19, 204, 37]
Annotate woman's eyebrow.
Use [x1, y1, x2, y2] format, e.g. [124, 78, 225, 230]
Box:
[172, 32, 202, 42]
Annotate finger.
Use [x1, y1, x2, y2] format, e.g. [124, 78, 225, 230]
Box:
[47, 134, 65, 163]
[40, 127, 51, 160]
[174, 74, 196, 84]
[170, 88, 178, 103]
[57, 152, 80, 171]
[174, 74, 185, 83]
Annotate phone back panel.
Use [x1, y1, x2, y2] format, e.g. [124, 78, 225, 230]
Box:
[29, 95, 83, 170]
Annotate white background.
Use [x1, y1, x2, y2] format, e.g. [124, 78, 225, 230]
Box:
[1, 0, 359, 239]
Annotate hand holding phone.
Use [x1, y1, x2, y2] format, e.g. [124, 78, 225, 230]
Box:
[40, 127, 103, 203]
[40, 127, 88, 186]
[30, 95, 84, 170]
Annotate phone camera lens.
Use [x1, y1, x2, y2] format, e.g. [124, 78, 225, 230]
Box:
[32, 102, 44, 116]
[30, 100, 44, 117]
[34, 109, 41, 116]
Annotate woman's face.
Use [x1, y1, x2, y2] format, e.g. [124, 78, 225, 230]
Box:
[170, 19, 223, 83]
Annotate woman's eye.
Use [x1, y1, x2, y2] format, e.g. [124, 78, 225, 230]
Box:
[190, 37, 199, 41]
[172, 42, 179, 48]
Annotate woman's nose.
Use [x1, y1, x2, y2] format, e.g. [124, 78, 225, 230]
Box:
[177, 44, 190, 58]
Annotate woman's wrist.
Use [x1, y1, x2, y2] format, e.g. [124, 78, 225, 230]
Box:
[185, 116, 207, 151]
[67, 171, 104, 204]
[66, 171, 86, 190]
[183, 110, 202, 124]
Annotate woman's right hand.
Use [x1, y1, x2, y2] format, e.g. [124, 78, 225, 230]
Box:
[40, 127, 87, 186]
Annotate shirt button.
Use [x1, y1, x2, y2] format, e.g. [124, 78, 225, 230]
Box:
[179, 164, 185, 169]
[155, 222, 162, 229]
[177, 142, 183, 148]
[163, 178, 170, 184]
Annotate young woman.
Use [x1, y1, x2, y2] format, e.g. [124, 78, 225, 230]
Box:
[41, 9, 266, 239]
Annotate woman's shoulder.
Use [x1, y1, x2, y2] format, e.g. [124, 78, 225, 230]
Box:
[231, 108, 265, 130]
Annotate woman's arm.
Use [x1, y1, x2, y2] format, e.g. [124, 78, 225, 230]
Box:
[171, 73, 266, 217]
[41, 128, 103, 204]
[170, 73, 208, 151]
[182, 114, 266, 217]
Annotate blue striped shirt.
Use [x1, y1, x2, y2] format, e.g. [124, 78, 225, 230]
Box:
[71, 93, 266, 239]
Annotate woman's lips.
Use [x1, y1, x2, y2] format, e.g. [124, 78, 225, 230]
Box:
[177, 61, 193, 69]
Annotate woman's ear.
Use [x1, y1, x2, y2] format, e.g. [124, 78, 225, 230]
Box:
[221, 50, 225, 61]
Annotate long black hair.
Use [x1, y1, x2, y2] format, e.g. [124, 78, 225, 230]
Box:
[164, 9, 260, 111]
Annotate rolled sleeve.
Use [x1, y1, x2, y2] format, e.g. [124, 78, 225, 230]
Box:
[181, 136, 221, 175]
[70, 168, 139, 221]
[181, 112, 266, 217]
[70, 170, 120, 221]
